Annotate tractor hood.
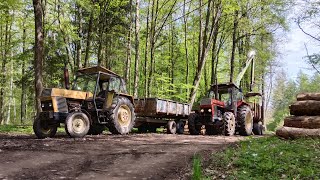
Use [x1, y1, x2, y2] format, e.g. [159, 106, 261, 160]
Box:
[41, 88, 93, 100]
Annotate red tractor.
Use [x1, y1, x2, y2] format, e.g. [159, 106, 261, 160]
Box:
[188, 51, 264, 136]
[188, 83, 258, 136]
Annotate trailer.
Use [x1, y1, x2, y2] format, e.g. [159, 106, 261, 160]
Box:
[134, 98, 190, 134]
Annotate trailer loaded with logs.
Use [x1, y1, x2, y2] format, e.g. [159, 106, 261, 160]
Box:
[134, 98, 190, 134]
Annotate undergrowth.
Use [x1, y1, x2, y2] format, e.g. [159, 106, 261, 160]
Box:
[201, 136, 320, 179]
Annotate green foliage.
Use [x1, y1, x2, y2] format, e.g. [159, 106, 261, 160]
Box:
[192, 154, 203, 180]
[204, 136, 320, 179]
[0, 125, 33, 134]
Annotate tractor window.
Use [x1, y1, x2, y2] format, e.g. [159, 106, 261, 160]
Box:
[73, 74, 97, 93]
[108, 77, 121, 92]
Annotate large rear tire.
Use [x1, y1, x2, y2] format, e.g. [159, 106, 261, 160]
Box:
[188, 113, 201, 135]
[109, 96, 135, 134]
[65, 112, 90, 138]
[237, 105, 253, 136]
[223, 112, 235, 136]
[33, 116, 57, 139]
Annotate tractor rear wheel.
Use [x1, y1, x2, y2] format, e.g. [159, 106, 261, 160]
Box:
[65, 112, 90, 138]
[109, 97, 135, 134]
[176, 120, 185, 134]
[33, 116, 57, 139]
[88, 124, 105, 135]
[223, 112, 235, 136]
[188, 113, 201, 135]
[237, 105, 253, 136]
[167, 120, 177, 134]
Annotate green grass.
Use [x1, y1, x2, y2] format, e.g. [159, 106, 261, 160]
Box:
[0, 125, 34, 134]
[0, 125, 66, 134]
[202, 136, 320, 179]
[192, 154, 203, 180]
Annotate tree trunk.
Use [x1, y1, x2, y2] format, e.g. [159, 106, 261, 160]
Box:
[276, 126, 320, 139]
[21, 21, 27, 124]
[284, 116, 320, 129]
[133, 0, 140, 98]
[144, 0, 150, 97]
[189, 0, 214, 107]
[297, 93, 320, 101]
[230, 10, 238, 83]
[183, 0, 189, 98]
[33, 0, 44, 115]
[197, 0, 202, 73]
[125, 0, 133, 92]
[76, 4, 82, 70]
[84, 13, 93, 67]
[289, 100, 320, 116]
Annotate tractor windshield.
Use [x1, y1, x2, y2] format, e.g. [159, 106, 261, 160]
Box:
[72, 74, 97, 94]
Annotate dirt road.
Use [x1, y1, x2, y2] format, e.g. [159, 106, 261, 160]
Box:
[0, 133, 244, 180]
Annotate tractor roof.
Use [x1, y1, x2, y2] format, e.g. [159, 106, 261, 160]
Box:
[77, 66, 119, 76]
[210, 82, 240, 90]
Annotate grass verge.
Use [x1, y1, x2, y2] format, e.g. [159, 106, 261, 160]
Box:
[201, 136, 320, 179]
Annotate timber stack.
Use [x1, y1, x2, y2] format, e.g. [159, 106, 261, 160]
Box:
[276, 93, 320, 139]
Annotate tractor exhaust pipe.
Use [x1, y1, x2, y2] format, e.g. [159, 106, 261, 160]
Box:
[64, 66, 70, 89]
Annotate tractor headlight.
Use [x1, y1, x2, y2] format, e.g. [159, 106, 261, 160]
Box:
[41, 104, 44, 108]
[48, 103, 52, 107]
[200, 109, 204, 113]
[208, 109, 212, 112]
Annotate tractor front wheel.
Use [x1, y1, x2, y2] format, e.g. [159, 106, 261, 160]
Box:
[65, 112, 90, 138]
[33, 116, 57, 139]
[188, 113, 201, 135]
[223, 112, 236, 136]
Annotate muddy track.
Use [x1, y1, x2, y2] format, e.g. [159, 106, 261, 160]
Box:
[0, 133, 244, 180]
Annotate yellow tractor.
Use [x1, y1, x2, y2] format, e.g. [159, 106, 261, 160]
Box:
[33, 66, 135, 138]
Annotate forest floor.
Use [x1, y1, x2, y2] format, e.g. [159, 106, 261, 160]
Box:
[0, 132, 245, 180]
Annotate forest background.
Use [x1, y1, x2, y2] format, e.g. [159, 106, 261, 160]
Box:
[0, 0, 320, 131]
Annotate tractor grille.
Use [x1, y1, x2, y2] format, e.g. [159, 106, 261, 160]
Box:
[41, 100, 53, 111]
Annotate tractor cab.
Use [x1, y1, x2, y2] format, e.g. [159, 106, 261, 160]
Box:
[73, 66, 133, 111]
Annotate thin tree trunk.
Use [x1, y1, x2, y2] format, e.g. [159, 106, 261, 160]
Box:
[183, 0, 189, 99]
[125, 0, 133, 92]
[21, 18, 27, 124]
[197, 0, 203, 73]
[33, 0, 44, 115]
[6, 58, 13, 125]
[84, 13, 93, 67]
[230, 10, 238, 83]
[144, 0, 151, 97]
[76, 4, 82, 70]
[133, 0, 140, 98]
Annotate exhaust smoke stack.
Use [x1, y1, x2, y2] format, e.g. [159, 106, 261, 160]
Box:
[64, 66, 70, 89]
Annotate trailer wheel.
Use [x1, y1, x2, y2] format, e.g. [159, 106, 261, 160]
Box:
[33, 116, 57, 139]
[65, 112, 90, 138]
[188, 113, 201, 135]
[237, 105, 253, 136]
[88, 124, 105, 135]
[176, 120, 185, 134]
[109, 97, 135, 134]
[223, 112, 235, 136]
[167, 120, 177, 134]
[253, 123, 263, 135]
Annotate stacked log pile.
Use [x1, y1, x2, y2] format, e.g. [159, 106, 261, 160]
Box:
[276, 93, 320, 139]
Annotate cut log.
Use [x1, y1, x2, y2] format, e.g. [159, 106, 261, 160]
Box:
[284, 116, 320, 129]
[297, 93, 320, 101]
[276, 126, 320, 139]
[289, 100, 320, 116]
